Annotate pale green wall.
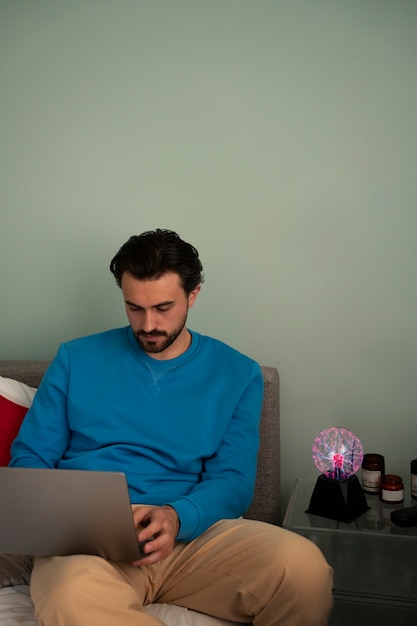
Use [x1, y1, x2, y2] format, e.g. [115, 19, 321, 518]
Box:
[2, 0, 417, 512]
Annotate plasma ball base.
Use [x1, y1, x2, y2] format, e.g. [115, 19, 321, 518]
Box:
[306, 474, 369, 523]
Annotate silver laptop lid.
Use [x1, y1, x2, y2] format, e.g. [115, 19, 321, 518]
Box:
[0, 467, 141, 562]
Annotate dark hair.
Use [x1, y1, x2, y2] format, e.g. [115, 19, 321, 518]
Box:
[110, 229, 204, 294]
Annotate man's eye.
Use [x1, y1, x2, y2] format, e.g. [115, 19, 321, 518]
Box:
[157, 306, 171, 313]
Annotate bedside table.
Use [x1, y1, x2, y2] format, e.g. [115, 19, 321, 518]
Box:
[283, 478, 417, 626]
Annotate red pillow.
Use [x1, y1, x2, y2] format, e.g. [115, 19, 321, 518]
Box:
[0, 378, 36, 466]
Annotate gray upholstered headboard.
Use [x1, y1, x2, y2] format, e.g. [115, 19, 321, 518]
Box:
[0, 360, 281, 525]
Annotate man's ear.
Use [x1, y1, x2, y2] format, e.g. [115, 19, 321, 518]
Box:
[187, 285, 201, 309]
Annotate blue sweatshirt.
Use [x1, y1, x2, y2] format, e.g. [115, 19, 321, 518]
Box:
[10, 327, 264, 542]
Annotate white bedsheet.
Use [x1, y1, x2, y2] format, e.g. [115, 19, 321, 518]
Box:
[0, 585, 245, 626]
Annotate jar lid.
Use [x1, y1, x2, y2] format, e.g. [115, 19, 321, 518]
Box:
[362, 453, 385, 469]
[382, 474, 403, 485]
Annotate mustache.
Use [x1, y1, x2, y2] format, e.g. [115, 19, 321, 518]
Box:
[136, 330, 167, 338]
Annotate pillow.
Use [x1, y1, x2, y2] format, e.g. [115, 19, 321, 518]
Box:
[0, 555, 33, 588]
[0, 378, 36, 466]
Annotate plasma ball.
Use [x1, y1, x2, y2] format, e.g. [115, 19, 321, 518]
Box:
[311, 427, 363, 480]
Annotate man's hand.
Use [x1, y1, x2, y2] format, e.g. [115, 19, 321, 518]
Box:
[132, 505, 180, 566]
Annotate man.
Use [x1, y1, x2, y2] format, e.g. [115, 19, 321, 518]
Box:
[10, 229, 333, 626]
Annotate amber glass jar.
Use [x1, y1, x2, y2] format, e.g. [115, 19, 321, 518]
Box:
[361, 453, 385, 494]
[380, 474, 404, 503]
[411, 460, 417, 501]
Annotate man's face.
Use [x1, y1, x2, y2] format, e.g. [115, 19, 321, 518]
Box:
[121, 271, 200, 360]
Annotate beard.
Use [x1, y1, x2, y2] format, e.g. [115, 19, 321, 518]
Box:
[133, 315, 187, 354]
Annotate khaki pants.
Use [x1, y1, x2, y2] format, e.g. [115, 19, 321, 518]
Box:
[31, 518, 333, 626]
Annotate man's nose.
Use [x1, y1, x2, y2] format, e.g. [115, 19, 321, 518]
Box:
[142, 311, 156, 333]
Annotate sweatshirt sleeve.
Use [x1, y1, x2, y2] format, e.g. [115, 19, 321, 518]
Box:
[9, 345, 71, 468]
[166, 361, 264, 541]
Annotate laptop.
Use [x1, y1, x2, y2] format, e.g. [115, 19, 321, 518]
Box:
[0, 467, 142, 562]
